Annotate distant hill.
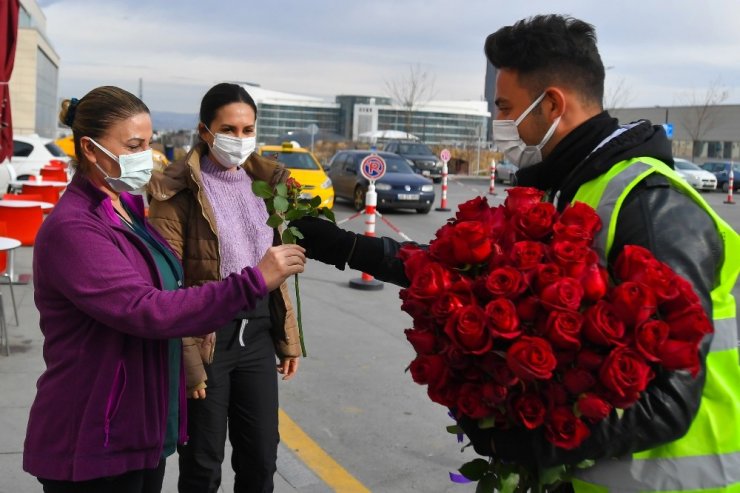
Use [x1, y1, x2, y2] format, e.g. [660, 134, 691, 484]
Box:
[151, 111, 198, 131]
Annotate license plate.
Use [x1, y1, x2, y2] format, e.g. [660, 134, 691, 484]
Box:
[299, 193, 313, 200]
[421, 170, 431, 176]
[398, 193, 420, 200]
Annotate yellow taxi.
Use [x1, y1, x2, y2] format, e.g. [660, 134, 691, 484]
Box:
[258, 142, 334, 208]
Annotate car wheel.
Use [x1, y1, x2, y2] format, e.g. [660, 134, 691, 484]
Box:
[416, 206, 432, 214]
[722, 182, 729, 193]
[433, 177, 442, 184]
[353, 186, 366, 211]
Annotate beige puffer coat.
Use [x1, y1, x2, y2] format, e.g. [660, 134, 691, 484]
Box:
[147, 143, 301, 390]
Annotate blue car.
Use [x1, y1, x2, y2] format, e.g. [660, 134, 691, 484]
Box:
[327, 150, 436, 214]
[700, 161, 740, 193]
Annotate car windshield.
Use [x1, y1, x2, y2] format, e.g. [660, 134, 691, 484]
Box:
[44, 142, 67, 157]
[674, 160, 701, 171]
[374, 154, 415, 174]
[261, 151, 320, 170]
[398, 143, 433, 155]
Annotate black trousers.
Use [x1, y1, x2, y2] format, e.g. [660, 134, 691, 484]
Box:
[178, 312, 279, 493]
[38, 459, 166, 493]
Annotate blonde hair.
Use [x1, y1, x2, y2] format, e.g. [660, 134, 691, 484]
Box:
[59, 86, 149, 175]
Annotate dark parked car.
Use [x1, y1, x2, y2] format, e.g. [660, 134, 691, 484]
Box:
[494, 160, 518, 185]
[327, 150, 435, 214]
[700, 161, 740, 193]
[383, 140, 443, 182]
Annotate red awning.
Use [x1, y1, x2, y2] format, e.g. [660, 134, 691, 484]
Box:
[0, 0, 20, 163]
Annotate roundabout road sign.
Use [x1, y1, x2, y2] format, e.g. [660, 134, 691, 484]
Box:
[360, 154, 386, 181]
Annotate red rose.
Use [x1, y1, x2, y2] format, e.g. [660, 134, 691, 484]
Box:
[427, 381, 459, 407]
[481, 381, 508, 406]
[613, 245, 655, 282]
[485, 266, 526, 298]
[516, 296, 541, 323]
[659, 339, 701, 377]
[404, 328, 438, 355]
[409, 354, 447, 388]
[484, 298, 521, 340]
[457, 383, 490, 419]
[444, 305, 492, 355]
[441, 341, 470, 370]
[456, 196, 490, 221]
[399, 244, 432, 282]
[576, 349, 605, 370]
[431, 280, 475, 323]
[634, 320, 670, 362]
[511, 241, 546, 270]
[545, 407, 591, 449]
[599, 347, 654, 408]
[535, 263, 563, 292]
[404, 262, 453, 302]
[512, 202, 557, 240]
[563, 367, 597, 395]
[583, 301, 626, 346]
[400, 295, 433, 322]
[506, 336, 557, 381]
[610, 281, 657, 329]
[576, 393, 613, 423]
[478, 353, 519, 386]
[553, 202, 602, 245]
[540, 278, 584, 312]
[504, 187, 546, 215]
[665, 304, 713, 343]
[580, 263, 608, 303]
[631, 260, 680, 305]
[551, 241, 592, 278]
[545, 310, 584, 350]
[661, 276, 701, 313]
[512, 392, 547, 429]
[430, 221, 493, 266]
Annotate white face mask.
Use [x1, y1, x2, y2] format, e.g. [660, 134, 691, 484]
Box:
[87, 138, 154, 192]
[492, 91, 561, 169]
[205, 125, 256, 168]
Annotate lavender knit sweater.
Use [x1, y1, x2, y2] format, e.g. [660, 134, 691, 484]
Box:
[200, 155, 273, 279]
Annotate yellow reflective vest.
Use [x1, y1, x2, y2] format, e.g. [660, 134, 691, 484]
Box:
[569, 157, 740, 492]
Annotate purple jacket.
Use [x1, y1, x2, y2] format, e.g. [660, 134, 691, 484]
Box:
[23, 173, 268, 481]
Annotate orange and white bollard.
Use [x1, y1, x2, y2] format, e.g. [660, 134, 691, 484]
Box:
[725, 168, 735, 204]
[489, 159, 497, 195]
[435, 160, 451, 212]
[349, 182, 383, 290]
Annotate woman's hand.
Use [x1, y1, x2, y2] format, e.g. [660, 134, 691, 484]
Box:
[190, 388, 207, 399]
[257, 244, 306, 291]
[277, 357, 300, 380]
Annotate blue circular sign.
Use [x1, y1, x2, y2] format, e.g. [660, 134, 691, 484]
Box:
[360, 154, 386, 181]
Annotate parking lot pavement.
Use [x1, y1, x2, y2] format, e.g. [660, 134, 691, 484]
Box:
[0, 247, 334, 493]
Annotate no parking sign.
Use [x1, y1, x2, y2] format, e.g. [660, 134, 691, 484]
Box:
[360, 154, 386, 181]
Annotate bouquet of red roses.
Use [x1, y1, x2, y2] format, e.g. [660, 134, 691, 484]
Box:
[399, 187, 711, 492]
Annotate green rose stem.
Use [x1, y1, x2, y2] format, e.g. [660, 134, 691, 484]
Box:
[252, 178, 335, 359]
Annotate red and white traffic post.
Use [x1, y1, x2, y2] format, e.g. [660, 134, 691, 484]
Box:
[725, 168, 735, 204]
[435, 148, 451, 212]
[489, 159, 497, 195]
[350, 153, 385, 291]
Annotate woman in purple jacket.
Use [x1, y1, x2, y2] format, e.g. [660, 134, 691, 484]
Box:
[22, 86, 306, 493]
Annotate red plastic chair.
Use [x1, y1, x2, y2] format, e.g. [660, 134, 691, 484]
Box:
[0, 205, 44, 246]
[0, 221, 18, 330]
[40, 168, 69, 182]
[22, 184, 63, 205]
[3, 193, 43, 202]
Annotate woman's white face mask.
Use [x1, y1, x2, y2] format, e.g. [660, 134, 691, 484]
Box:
[492, 91, 561, 169]
[87, 137, 154, 192]
[205, 125, 256, 168]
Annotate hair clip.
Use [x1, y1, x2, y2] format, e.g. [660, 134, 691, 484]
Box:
[64, 97, 79, 126]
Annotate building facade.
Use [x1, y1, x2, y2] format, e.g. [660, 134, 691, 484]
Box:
[242, 84, 490, 147]
[611, 105, 740, 162]
[9, 0, 60, 138]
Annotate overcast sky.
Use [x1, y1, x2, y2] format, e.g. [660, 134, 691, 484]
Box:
[37, 0, 740, 115]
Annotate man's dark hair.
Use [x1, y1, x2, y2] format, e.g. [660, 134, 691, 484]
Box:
[485, 15, 605, 108]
